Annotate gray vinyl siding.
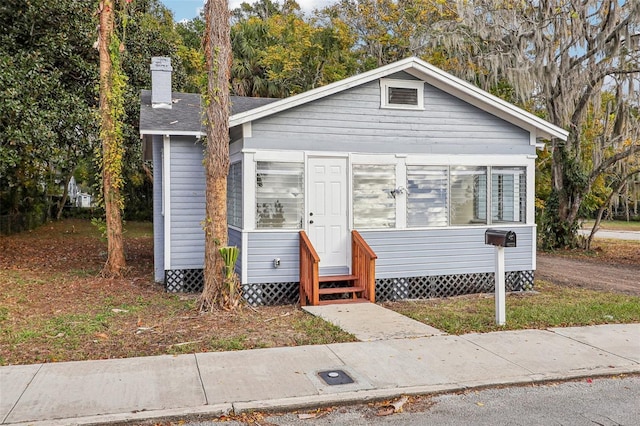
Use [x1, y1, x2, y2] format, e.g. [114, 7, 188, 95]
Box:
[169, 137, 206, 269]
[228, 227, 243, 278]
[246, 232, 299, 283]
[244, 227, 533, 284]
[359, 226, 534, 279]
[152, 135, 164, 282]
[246, 80, 532, 155]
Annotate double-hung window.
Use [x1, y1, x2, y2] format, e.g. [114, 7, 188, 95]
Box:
[227, 162, 242, 228]
[407, 166, 448, 227]
[491, 167, 526, 223]
[450, 166, 488, 225]
[256, 162, 304, 229]
[353, 164, 396, 228]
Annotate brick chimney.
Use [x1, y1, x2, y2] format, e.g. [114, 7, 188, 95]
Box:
[150, 57, 172, 109]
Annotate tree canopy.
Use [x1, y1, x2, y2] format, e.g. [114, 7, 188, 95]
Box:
[0, 0, 191, 229]
[2, 0, 638, 250]
[436, 0, 640, 247]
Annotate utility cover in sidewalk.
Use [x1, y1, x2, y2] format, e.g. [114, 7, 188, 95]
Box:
[318, 370, 354, 385]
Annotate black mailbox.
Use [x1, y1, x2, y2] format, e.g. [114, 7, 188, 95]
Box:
[485, 229, 517, 247]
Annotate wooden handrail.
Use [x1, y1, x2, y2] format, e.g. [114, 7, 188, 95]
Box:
[351, 230, 377, 303]
[299, 231, 319, 306]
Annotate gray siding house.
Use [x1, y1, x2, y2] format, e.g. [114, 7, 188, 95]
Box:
[140, 57, 568, 305]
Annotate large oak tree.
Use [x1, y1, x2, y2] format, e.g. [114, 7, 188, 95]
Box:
[440, 0, 640, 248]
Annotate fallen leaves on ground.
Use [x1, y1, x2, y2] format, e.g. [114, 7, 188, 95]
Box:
[0, 219, 355, 366]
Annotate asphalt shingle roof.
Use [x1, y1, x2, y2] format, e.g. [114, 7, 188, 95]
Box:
[139, 90, 279, 135]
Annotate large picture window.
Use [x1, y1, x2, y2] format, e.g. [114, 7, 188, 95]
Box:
[407, 166, 448, 227]
[227, 162, 242, 228]
[353, 164, 396, 228]
[450, 166, 487, 225]
[491, 167, 526, 223]
[256, 162, 304, 229]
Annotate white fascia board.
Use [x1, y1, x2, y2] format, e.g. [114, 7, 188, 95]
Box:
[228, 56, 568, 142]
[229, 58, 416, 127]
[140, 130, 205, 137]
[404, 61, 569, 141]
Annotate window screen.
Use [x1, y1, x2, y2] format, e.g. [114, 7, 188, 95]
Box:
[491, 167, 526, 223]
[256, 162, 304, 229]
[450, 166, 487, 225]
[407, 166, 448, 227]
[227, 162, 242, 228]
[353, 164, 396, 228]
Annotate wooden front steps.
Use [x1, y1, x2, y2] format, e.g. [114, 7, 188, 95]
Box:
[318, 274, 358, 283]
[318, 298, 370, 306]
[300, 230, 377, 306]
[318, 274, 365, 304]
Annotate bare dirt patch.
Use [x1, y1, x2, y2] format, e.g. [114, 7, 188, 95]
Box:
[0, 219, 355, 366]
[536, 239, 640, 296]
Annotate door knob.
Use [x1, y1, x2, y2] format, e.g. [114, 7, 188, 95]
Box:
[309, 220, 314, 224]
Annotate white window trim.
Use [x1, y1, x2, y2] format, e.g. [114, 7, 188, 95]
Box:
[227, 161, 243, 228]
[380, 78, 424, 110]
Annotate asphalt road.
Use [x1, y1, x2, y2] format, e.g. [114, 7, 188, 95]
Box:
[171, 375, 639, 426]
[579, 229, 640, 241]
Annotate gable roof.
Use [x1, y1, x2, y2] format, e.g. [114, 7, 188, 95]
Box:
[140, 57, 568, 142]
[229, 57, 568, 141]
[139, 90, 278, 136]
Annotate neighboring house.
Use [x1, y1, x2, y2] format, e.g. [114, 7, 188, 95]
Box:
[76, 193, 92, 208]
[140, 56, 568, 306]
[67, 176, 80, 203]
[66, 176, 93, 208]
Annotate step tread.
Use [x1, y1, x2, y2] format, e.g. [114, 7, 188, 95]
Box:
[318, 286, 365, 295]
[318, 274, 358, 283]
[318, 298, 370, 306]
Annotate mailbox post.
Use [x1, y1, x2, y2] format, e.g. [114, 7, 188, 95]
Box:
[485, 229, 517, 326]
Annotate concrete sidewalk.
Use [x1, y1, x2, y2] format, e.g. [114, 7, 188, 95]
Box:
[1, 323, 638, 425]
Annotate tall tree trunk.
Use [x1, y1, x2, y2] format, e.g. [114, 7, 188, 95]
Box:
[99, 0, 126, 277]
[541, 127, 591, 250]
[56, 172, 73, 220]
[200, 0, 232, 311]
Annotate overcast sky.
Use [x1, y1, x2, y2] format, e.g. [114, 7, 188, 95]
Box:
[160, 0, 337, 21]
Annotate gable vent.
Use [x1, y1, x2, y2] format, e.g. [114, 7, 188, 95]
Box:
[388, 86, 418, 105]
[380, 78, 424, 110]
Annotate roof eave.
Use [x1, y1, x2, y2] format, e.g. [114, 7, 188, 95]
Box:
[139, 130, 205, 137]
[405, 61, 569, 142]
[229, 58, 416, 127]
[229, 56, 569, 142]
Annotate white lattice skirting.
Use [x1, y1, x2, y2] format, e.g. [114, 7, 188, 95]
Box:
[164, 269, 535, 306]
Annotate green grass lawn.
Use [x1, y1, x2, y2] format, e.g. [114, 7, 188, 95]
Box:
[385, 280, 640, 335]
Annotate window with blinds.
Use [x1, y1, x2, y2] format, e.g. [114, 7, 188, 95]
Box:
[407, 166, 448, 227]
[491, 167, 526, 223]
[353, 164, 396, 228]
[450, 166, 487, 225]
[256, 162, 304, 229]
[227, 162, 242, 228]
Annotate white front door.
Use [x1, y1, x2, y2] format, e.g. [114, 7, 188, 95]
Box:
[308, 157, 349, 269]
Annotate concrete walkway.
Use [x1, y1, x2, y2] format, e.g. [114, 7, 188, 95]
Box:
[1, 323, 639, 425]
[303, 303, 444, 341]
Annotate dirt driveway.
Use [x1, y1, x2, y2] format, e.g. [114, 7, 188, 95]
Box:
[536, 254, 640, 296]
